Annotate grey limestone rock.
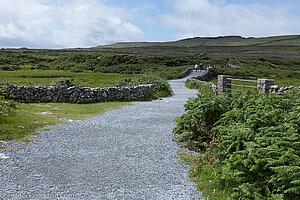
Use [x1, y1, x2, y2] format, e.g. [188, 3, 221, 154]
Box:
[2, 84, 156, 104]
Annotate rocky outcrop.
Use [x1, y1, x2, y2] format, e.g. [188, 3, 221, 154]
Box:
[2, 84, 155, 103]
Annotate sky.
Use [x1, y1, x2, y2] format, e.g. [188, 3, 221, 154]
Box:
[0, 0, 299, 48]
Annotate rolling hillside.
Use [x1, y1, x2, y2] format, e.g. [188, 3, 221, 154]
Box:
[97, 35, 300, 48]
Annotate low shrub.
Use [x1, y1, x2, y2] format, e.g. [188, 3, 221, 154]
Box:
[185, 79, 215, 97]
[0, 87, 14, 99]
[0, 88, 17, 125]
[114, 74, 173, 99]
[157, 71, 183, 79]
[174, 93, 232, 151]
[0, 65, 20, 71]
[31, 64, 51, 70]
[174, 90, 300, 199]
[0, 96, 16, 121]
[51, 77, 78, 87]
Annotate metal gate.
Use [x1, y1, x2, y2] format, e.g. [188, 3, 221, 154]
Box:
[226, 78, 258, 92]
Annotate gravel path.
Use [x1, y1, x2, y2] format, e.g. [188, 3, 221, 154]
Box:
[0, 71, 204, 200]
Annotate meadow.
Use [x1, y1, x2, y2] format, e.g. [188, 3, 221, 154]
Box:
[0, 70, 136, 88]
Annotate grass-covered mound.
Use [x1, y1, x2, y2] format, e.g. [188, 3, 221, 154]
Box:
[114, 74, 173, 99]
[174, 90, 300, 199]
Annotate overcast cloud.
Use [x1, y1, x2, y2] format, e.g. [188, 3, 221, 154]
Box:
[161, 0, 300, 39]
[0, 0, 143, 48]
[0, 0, 299, 48]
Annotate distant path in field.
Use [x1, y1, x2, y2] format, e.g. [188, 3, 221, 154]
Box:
[0, 71, 205, 200]
[230, 64, 239, 68]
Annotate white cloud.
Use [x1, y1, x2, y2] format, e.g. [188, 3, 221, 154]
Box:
[161, 0, 300, 39]
[0, 0, 143, 48]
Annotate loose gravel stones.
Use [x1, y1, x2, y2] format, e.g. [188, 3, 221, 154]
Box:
[0, 71, 205, 200]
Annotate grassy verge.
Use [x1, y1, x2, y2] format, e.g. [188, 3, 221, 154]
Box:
[185, 78, 215, 96]
[0, 101, 132, 142]
[179, 152, 230, 200]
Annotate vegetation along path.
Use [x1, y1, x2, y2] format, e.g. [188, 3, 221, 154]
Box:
[0, 71, 205, 200]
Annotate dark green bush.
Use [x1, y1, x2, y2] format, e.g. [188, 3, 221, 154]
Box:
[0, 87, 14, 99]
[0, 65, 20, 71]
[114, 74, 173, 99]
[174, 90, 300, 199]
[31, 64, 51, 70]
[0, 95, 17, 122]
[94, 64, 147, 74]
[185, 79, 214, 97]
[174, 93, 232, 150]
[157, 71, 183, 79]
[51, 77, 78, 87]
[70, 67, 84, 72]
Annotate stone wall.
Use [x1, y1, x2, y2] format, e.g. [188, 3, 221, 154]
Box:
[182, 67, 193, 77]
[2, 84, 155, 103]
[257, 79, 274, 93]
[269, 85, 300, 94]
[193, 68, 213, 81]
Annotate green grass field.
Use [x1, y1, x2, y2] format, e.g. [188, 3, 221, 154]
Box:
[0, 70, 136, 87]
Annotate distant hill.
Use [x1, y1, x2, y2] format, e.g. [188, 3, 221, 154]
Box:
[96, 35, 300, 48]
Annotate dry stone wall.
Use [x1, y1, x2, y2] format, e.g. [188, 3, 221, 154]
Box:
[193, 68, 213, 81]
[257, 79, 274, 93]
[269, 85, 300, 94]
[2, 84, 155, 103]
[182, 67, 193, 77]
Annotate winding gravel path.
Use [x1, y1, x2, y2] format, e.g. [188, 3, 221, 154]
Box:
[0, 71, 204, 200]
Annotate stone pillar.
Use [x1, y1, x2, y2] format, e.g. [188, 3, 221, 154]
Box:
[218, 75, 231, 94]
[257, 79, 274, 93]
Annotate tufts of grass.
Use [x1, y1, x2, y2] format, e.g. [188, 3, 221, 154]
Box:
[22, 102, 133, 120]
[179, 152, 230, 200]
[0, 101, 132, 142]
[185, 79, 215, 96]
